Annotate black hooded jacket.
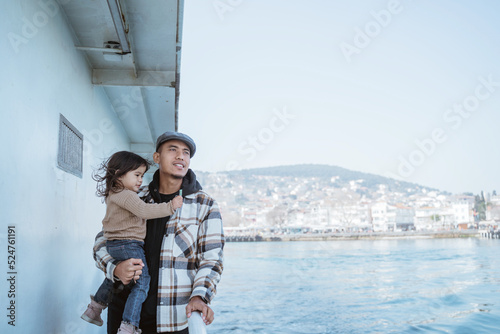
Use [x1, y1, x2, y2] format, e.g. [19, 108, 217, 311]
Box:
[141, 168, 202, 318]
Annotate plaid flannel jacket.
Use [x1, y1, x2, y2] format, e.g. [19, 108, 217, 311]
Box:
[93, 189, 224, 332]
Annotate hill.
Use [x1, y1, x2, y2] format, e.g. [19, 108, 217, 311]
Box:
[209, 164, 439, 195]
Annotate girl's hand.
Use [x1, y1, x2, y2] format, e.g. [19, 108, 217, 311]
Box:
[172, 195, 183, 210]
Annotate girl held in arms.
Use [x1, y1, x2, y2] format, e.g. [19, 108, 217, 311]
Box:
[81, 151, 183, 334]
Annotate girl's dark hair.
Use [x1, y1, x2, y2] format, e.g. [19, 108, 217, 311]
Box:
[93, 151, 151, 198]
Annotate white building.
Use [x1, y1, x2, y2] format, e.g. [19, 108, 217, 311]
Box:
[371, 202, 415, 232]
[490, 195, 500, 206]
[414, 207, 442, 230]
[1, 1, 184, 333]
[327, 203, 371, 232]
[451, 196, 474, 225]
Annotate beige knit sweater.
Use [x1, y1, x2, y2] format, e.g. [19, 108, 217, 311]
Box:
[102, 189, 176, 241]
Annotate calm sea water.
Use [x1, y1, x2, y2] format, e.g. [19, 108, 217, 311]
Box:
[208, 238, 500, 334]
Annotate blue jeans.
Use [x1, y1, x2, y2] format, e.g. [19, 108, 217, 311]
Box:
[94, 240, 150, 328]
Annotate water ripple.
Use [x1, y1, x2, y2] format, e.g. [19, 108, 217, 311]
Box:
[209, 239, 500, 334]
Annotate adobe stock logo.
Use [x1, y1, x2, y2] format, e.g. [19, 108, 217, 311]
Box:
[213, 0, 244, 21]
[226, 106, 295, 171]
[339, 0, 404, 63]
[389, 74, 499, 179]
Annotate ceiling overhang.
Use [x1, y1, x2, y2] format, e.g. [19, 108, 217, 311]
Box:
[58, 0, 184, 155]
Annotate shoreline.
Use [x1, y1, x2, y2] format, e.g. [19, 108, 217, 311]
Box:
[226, 230, 482, 242]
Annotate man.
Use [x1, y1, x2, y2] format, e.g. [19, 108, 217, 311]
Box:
[93, 131, 224, 333]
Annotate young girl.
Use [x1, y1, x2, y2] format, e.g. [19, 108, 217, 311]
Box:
[81, 151, 183, 334]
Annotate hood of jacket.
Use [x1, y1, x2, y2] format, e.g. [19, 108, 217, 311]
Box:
[148, 168, 202, 203]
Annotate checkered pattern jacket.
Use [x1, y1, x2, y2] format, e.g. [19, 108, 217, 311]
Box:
[93, 172, 224, 332]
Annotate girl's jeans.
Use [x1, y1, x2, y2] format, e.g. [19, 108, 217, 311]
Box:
[94, 239, 150, 328]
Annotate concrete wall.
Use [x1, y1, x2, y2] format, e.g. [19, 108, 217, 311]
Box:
[1, 1, 130, 332]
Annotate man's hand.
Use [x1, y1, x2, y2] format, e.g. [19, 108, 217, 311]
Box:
[186, 296, 214, 325]
[114, 258, 144, 285]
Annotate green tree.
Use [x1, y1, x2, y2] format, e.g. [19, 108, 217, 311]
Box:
[474, 193, 486, 221]
[430, 214, 441, 222]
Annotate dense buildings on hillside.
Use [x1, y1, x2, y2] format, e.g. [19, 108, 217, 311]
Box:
[196, 169, 500, 235]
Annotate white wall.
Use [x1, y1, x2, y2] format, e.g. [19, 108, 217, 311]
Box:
[0, 1, 130, 333]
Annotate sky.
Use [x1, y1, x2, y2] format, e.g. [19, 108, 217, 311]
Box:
[178, 0, 500, 195]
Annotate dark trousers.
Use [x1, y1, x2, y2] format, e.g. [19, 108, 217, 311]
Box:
[107, 283, 189, 334]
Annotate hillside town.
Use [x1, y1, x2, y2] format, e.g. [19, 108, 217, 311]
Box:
[196, 169, 500, 237]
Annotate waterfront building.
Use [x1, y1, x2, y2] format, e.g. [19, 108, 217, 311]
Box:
[414, 207, 443, 230]
[371, 202, 415, 232]
[490, 195, 500, 206]
[451, 196, 474, 225]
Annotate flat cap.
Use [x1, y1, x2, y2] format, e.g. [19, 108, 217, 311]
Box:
[155, 131, 196, 157]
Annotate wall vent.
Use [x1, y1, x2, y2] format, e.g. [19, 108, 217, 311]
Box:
[57, 114, 83, 178]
